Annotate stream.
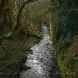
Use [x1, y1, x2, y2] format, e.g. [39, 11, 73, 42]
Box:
[20, 25, 61, 78]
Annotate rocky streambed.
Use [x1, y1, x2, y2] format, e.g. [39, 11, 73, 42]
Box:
[19, 26, 61, 78]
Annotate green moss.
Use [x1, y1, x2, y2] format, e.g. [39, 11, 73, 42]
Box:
[57, 55, 72, 78]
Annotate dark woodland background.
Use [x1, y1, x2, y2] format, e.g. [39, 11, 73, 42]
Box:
[0, 0, 78, 78]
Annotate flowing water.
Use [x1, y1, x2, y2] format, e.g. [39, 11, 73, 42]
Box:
[20, 25, 61, 78]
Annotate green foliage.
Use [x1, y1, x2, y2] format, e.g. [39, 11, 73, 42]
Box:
[51, 0, 78, 78]
[0, 0, 51, 78]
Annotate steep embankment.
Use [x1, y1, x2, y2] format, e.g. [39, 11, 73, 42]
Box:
[0, 0, 51, 78]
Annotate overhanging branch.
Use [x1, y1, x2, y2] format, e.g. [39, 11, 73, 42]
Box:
[14, 0, 37, 32]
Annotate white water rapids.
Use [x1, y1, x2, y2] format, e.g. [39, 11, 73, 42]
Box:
[20, 25, 60, 78]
